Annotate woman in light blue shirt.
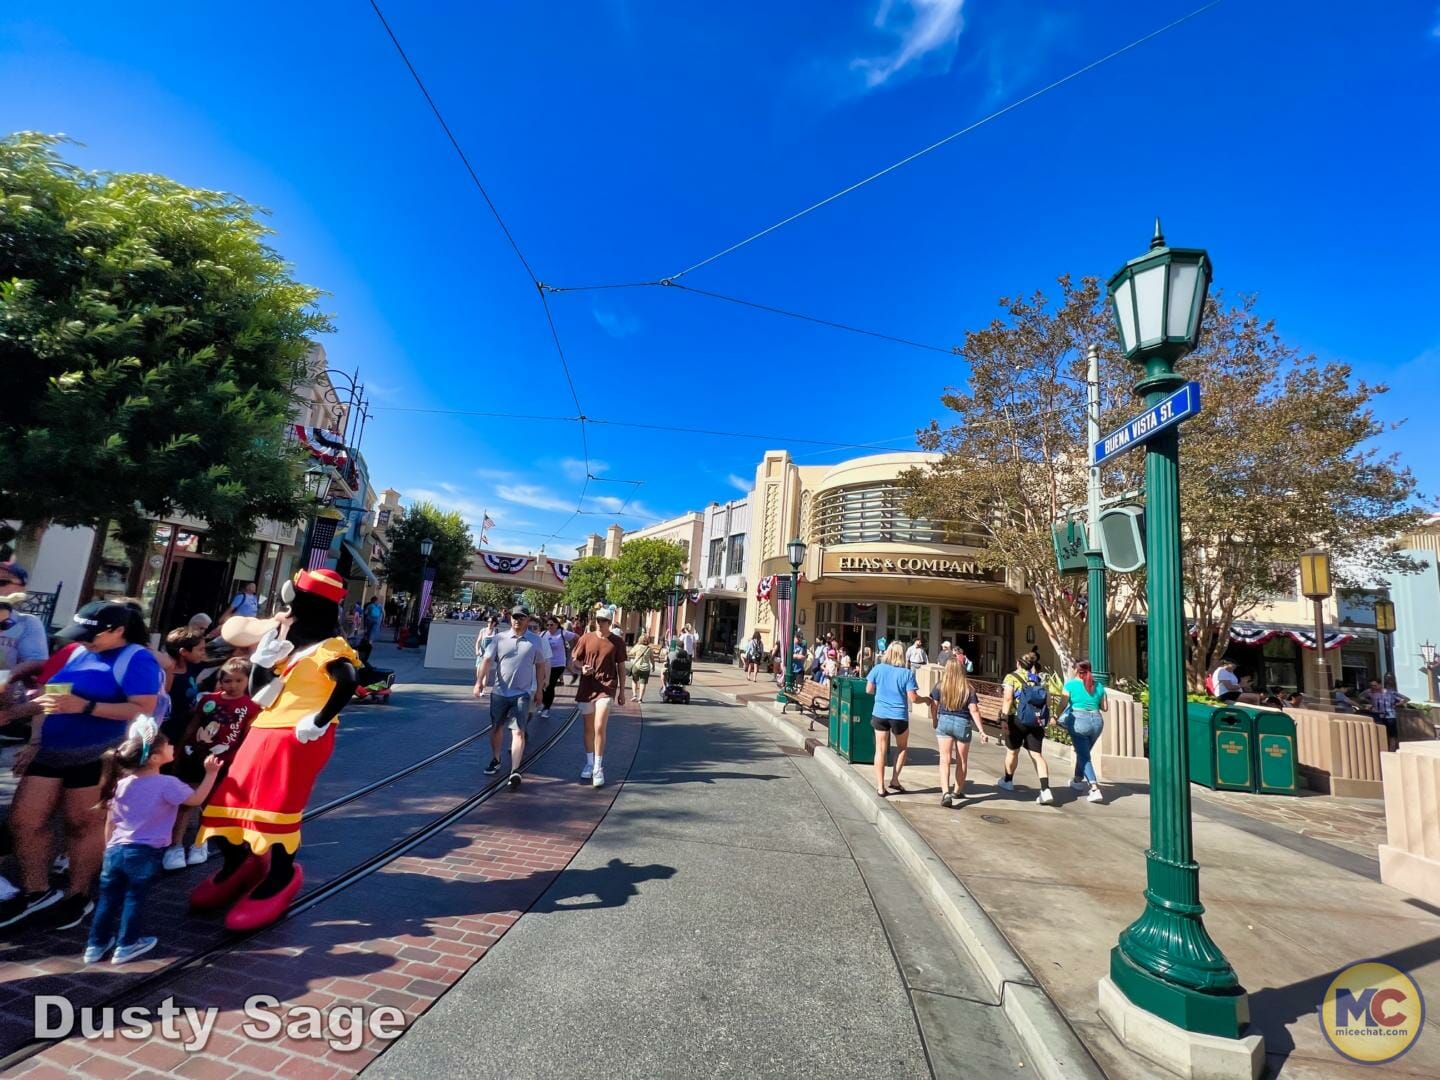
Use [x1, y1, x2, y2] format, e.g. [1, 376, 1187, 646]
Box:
[866, 641, 918, 798]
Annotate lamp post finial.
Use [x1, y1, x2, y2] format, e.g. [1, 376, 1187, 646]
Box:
[1151, 217, 1166, 249]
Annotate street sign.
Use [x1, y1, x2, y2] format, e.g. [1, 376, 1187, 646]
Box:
[1098, 506, 1146, 572]
[1052, 518, 1089, 576]
[1093, 382, 1202, 465]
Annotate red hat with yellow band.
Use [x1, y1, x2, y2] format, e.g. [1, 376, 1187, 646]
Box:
[295, 568, 347, 604]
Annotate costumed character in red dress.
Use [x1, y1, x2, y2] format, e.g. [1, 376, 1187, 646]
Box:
[190, 568, 358, 931]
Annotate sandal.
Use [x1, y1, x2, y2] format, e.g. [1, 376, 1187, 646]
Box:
[877, 789, 889, 798]
[888, 780, 906, 793]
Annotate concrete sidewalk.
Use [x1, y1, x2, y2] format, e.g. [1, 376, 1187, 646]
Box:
[694, 662, 1440, 1079]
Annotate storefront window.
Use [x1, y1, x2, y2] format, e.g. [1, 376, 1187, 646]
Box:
[1261, 637, 1300, 693]
[135, 524, 175, 623]
[813, 483, 984, 546]
[939, 608, 1011, 680]
[92, 526, 139, 604]
[886, 604, 930, 648]
[233, 543, 263, 598]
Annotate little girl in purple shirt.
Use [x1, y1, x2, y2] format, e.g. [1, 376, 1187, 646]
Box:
[84, 717, 221, 965]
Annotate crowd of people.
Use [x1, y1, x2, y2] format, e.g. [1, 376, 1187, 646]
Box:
[0, 562, 393, 960]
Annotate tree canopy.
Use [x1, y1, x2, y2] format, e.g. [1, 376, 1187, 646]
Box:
[471, 582, 520, 611]
[520, 587, 555, 616]
[561, 556, 612, 617]
[0, 133, 331, 551]
[380, 501, 474, 599]
[608, 538, 688, 622]
[907, 274, 1426, 686]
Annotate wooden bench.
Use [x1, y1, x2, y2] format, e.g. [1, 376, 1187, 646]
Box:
[780, 677, 832, 730]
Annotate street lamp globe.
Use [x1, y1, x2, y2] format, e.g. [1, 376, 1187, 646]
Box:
[1298, 549, 1332, 600]
[787, 537, 807, 571]
[1106, 219, 1213, 362]
[419, 537, 435, 558]
[673, 571, 687, 589]
[303, 464, 333, 504]
[1421, 641, 1437, 668]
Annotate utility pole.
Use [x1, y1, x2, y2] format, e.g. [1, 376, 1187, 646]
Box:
[1086, 343, 1109, 687]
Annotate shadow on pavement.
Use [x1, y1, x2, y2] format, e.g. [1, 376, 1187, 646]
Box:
[531, 858, 677, 912]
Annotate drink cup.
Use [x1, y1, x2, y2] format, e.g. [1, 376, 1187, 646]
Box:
[45, 682, 73, 697]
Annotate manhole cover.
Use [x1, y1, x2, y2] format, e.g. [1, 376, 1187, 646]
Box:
[980, 814, 1009, 825]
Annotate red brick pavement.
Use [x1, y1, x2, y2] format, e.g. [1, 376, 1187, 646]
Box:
[4, 699, 641, 1079]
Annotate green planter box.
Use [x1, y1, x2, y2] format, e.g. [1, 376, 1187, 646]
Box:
[832, 677, 875, 765]
[1254, 710, 1300, 795]
[1186, 703, 1255, 792]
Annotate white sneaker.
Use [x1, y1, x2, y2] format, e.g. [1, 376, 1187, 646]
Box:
[592, 765, 605, 788]
[997, 779, 1015, 791]
[1088, 787, 1104, 804]
[1070, 779, 1089, 793]
[161, 846, 187, 871]
[580, 763, 593, 780]
[112, 936, 157, 965]
[1036, 789, 1055, 805]
[186, 844, 211, 866]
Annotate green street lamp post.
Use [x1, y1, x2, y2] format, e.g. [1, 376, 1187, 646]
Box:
[776, 537, 806, 700]
[1103, 223, 1250, 1041]
[669, 571, 686, 652]
[1085, 343, 1109, 687]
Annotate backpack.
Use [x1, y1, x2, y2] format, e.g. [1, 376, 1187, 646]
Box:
[1012, 674, 1051, 728]
[1204, 672, 1216, 696]
[744, 639, 762, 661]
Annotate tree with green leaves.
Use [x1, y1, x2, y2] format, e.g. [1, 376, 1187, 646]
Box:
[906, 275, 1425, 687]
[561, 556, 612, 616]
[520, 588, 555, 617]
[466, 582, 516, 611]
[609, 538, 688, 632]
[0, 132, 331, 554]
[380, 501, 474, 600]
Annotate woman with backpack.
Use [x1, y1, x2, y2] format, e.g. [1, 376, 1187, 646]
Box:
[742, 631, 764, 682]
[999, 650, 1054, 805]
[1062, 660, 1107, 804]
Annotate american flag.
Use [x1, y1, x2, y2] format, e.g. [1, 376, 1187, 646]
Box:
[306, 518, 338, 571]
[483, 515, 496, 529]
[775, 574, 794, 663]
[418, 565, 437, 622]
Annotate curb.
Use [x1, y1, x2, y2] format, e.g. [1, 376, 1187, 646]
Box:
[717, 688, 1104, 1080]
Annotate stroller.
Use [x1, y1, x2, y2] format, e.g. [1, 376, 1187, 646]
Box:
[661, 647, 693, 704]
[352, 639, 397, 703]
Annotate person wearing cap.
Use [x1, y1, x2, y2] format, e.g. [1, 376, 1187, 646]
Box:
[475, 605, 549, 789]
[0, 601, 162, 932]
[568, 605, 627, 788]
[0, 562, 49, 679]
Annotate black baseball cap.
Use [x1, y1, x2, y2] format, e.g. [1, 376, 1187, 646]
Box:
[57, 601, 130, 643]
[510, 604, 530, 618]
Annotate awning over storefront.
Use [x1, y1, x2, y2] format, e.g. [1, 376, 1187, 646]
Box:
[341, 539, 379, 585]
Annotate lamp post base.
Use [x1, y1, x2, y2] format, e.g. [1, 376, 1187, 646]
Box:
[1099, 972, 1264, 1080]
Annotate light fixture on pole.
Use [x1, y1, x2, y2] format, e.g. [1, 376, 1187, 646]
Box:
[411, 537, 435, 631]
[1299, 549, 1333, 695]
[1374, 598, 1396, 680]
[419, 537, 435, 559]
[303, 464, 334, 504]
[1421, 640, 1437, 668]
[1099, 222, 1255, 1062]
[783, 538, 807, 695]
[669, 571, 688, 648]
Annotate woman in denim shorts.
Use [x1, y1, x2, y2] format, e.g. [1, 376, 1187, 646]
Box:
[928, 654, 989, 807]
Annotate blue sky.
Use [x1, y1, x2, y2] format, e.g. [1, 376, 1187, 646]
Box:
[4, 1, 1438, 554]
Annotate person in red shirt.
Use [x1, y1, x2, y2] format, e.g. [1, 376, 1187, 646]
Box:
[568, 605, 627, 789]
[166, 658, 257, 869]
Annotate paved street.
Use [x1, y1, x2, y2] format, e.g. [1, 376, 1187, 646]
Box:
[690, 662, 1440, 1079]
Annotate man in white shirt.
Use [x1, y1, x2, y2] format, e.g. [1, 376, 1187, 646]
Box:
[475, 606, 549, 788]
[906, 638, 928, 669]
[680, 625, 699, 658]
[1210, 660, 1242, 702]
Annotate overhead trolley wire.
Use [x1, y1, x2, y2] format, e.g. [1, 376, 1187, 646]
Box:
[662, 1, 1225, 283]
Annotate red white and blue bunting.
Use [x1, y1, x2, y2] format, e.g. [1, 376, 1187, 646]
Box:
[688, 590, 703, 603]
[1192, 622, 1356, 651]
[481, 552, 532, 575]
[756, 575, 776, 600]
[551, 560, 573, 585]
[295, 426, 349, 467]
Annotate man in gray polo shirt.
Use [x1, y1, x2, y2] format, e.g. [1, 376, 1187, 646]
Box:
[475, 605, 550, 788]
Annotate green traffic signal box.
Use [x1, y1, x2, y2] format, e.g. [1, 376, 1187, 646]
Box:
[833, 677, 876, 765]
[1186, 703, 1255, 791]
[1254, 709, 1300, 795]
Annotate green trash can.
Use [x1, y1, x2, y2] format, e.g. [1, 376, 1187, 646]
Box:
[1254, 710, 1300, 795]
[834, 676, 875, 765]
[1186, 703, 1256, 792]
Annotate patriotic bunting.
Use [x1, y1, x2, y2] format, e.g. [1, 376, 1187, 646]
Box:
[482, 552, 532, 575]
[294, 426, 349, 467]
[756, 575, 776, 600]
[551, 560, 573, 584]
[1190, 622, 1357, 651]
[688, 590, 703, 603]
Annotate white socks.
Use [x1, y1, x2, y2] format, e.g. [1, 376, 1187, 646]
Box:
[585, 752, 595, 767]
[594, 755, 603, 770]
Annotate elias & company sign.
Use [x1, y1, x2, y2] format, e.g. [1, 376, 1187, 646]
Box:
[826, 554, 1002, 582]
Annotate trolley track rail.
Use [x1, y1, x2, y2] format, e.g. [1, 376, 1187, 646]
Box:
[0, 704, 579, 1070]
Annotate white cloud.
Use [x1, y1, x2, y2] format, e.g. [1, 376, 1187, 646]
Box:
[853, 0, 966, 89]
[407, 487, 494, 537]
[726, 473, 752, 493]
[496, 483, 577, 513]
[592, 305, 642, 339]
[560, 457, 607, 481]
[588, 494, 662, 520]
